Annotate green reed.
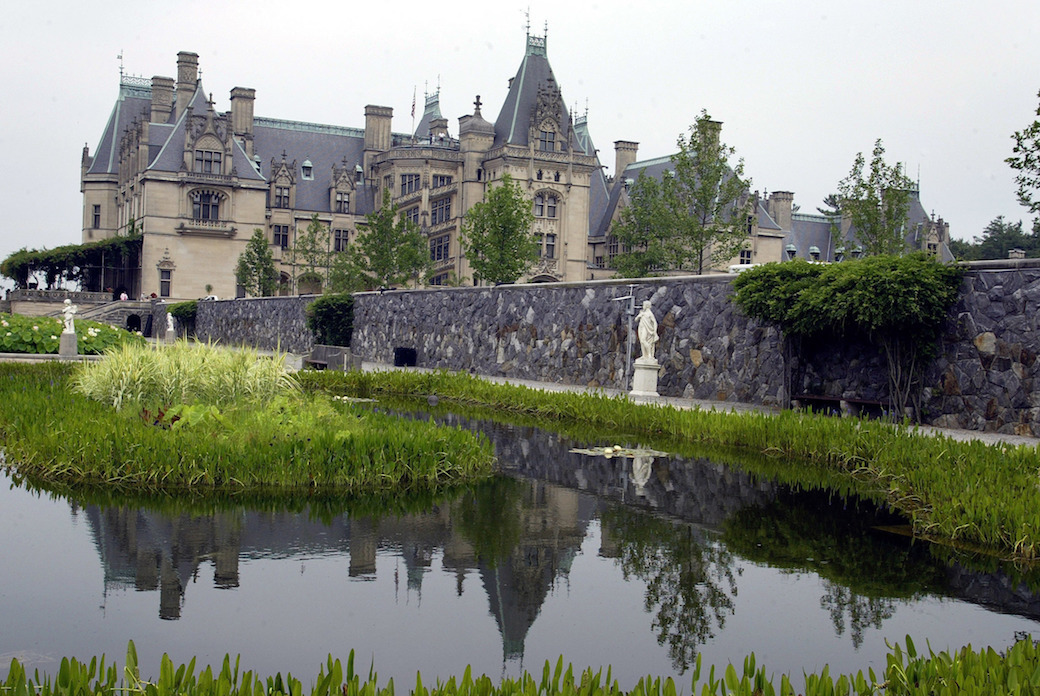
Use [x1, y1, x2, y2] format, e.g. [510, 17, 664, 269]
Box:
[299, 369, 1040, 561]
[5, 636, 1040, 696]
[0, 362, 493, 495]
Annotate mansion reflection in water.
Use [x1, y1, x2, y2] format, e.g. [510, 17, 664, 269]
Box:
[79, 415, 1040, 668]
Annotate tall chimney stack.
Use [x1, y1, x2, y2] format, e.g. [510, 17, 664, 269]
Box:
[175, 51, 199, 117]
[613, 141, 639, 189]
[150, 76, 175, 123]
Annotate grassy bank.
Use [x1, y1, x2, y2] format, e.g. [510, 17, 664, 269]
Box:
[0, 358, 493, 495]
[5, 636, 1040, 696]
[299, 369, 1040, 561]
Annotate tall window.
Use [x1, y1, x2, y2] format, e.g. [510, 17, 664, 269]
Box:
[194, 150, 222, 174]
[543, 233, 556, 259]
[274, 186, 290, 208]
[159, 269, 172, 298]
[333, 229, 349, 252]
[404, 206, 420, 226]
[336, 191, 350, 214]
[273, 224, 290, 248]
[430, 197, 451, 225]
[92, 205, 101, 228]
[430, 234, 450, 262]
[534, 194, 557, 218]
[432, 174, 453, 188]
[400, 173, 421, 196]
[191, 191, 219, 220]
[538, 130, 555, 152]
[739, 249, 753, 265]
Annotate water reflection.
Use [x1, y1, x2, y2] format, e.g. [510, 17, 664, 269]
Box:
[6, 406, 1040, 681]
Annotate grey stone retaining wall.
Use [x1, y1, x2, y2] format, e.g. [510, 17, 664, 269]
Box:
[195, 295, 318, 353]
[351, 276, 788, 406]
[190, 260, 1040, 436]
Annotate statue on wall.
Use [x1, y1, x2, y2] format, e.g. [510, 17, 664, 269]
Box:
[167, 313, 175, 333]
[61, 299, 77, 334]
[635, 300, 658, 364]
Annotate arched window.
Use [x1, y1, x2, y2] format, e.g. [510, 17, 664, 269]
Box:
[534, 193, 557, 218]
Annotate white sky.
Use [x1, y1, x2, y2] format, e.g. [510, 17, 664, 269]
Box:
[2, 0, 1038, 275]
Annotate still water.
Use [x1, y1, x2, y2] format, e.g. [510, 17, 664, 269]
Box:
[2, 412, 1039, 688]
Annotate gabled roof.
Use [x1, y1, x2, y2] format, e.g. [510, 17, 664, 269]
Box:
[493, 34, 579, 150]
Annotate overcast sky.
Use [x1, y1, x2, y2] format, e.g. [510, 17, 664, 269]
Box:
[2, 0, 1038, 277]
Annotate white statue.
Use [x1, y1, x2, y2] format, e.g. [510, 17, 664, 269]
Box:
[166, 313, 175, 333]
[61, 299, 77, 334]
[635, 300, 658, 364]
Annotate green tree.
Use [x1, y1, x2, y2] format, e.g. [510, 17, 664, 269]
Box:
[1008, 89, 1040, 219]
[234, 229, 278, 297]
[949, 216, 1040, 261]
[459, 174, 537, 285]
[610, 172, 671, 277]
[339, 191, 429, 289]
[612, 111, 751, 276]
[837, 139, 915, 256]
[292, 214, 331, 291]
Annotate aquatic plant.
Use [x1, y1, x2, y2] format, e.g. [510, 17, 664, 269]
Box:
[5, 636, 1040, 696]
[0, 363, 494, 495]
[299, 369, 1040, 560]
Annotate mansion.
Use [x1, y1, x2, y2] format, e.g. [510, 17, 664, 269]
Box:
[80, 35, 951, 300]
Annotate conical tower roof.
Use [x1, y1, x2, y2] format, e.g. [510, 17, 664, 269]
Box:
[493, 33, 577, 150]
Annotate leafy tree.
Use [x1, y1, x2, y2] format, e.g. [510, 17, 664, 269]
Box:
[1008, 89, 1040, 219]
[337, 191, 429, 289]
[292, 214, 331, 291]
[459, 174, 537, 285]
[837, 139, 915, 256]
[305, 293, 354, 346]
[612, 111, 751, 276]
[948, 216, 1040, 261]
[610, 172, 672, 277]
[733, 255, 964, 420]
[235, 229, 278, 297]
[816, 193, 842, 217]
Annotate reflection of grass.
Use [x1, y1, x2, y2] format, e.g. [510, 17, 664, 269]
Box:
[300, 369, 1040, 561]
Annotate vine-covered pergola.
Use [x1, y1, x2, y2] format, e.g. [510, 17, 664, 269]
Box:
[1, 234, 142, 294]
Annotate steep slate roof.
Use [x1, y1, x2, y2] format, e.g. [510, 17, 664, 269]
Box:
[86, 83, 151, 176]
[590, 155, 677, 240]
[253, 119, 369, 213]
[413, 91, 444, 138]
[573, 114, 610, 240]
[493, 34, 579, 150]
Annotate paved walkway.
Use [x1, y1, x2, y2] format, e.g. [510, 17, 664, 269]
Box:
[357, 360, 1040, 449]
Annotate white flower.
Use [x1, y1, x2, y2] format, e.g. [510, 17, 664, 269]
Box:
[5, 332, 10, 337]
[1, 320, 7, 327]
[50, 335, 57, 340]
[32, 326, 38, 331]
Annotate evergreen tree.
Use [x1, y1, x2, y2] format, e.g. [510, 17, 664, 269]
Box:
[336, 191, 429, 289]
[292, 214, 331, 291]
[459, 174, 538, 285]
[610, 172, 671, 277]
[234, 229, 278, 297]
[1008, 89, 1040, 220]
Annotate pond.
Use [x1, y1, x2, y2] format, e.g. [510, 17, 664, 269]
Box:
[2, 410, 1039, 688]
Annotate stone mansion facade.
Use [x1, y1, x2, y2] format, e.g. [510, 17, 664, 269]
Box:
[80, 35, 951, 300]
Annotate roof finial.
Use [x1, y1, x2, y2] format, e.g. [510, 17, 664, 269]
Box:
[117, 50, 124, 80]
[474, 95, 483, 116]
[524, 7, 530, 37]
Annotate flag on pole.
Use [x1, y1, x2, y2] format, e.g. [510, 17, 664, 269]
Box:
[411, 87, 416, 119]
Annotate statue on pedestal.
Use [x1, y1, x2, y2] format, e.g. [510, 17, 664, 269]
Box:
[635, 300, 658, 364]
[61, 299, 77, 334]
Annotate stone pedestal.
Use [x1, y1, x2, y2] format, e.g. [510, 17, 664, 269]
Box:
[165, 328, 176, 344]
[59, 331, 78, 357]
[630, 360, 660, 397]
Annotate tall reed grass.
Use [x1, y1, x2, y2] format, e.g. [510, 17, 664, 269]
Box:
[0, 360, 493, 495]
[5, 635, 1040, 696]
[299, 369, 1040, 560]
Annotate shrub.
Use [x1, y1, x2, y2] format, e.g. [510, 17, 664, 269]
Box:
[167, 300, 198, 337]
[307, 293, 354, 346]
[0, 312, 145, 354]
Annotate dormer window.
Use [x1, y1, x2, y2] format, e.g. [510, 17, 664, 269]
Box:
[301, 160, 313, 180]
[538, 130, 555, 152]
[252, 155, 262, 175]
[336, 191, 349, 214]
[274, 186, 290, 208]
[194, 150, 222, 174]
[809, 245, 821, 262]
[785, 243, 797, 261]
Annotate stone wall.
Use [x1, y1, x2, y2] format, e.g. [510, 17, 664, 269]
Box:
[351, 276, 788, 406]
[195, 295, 318, 353]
